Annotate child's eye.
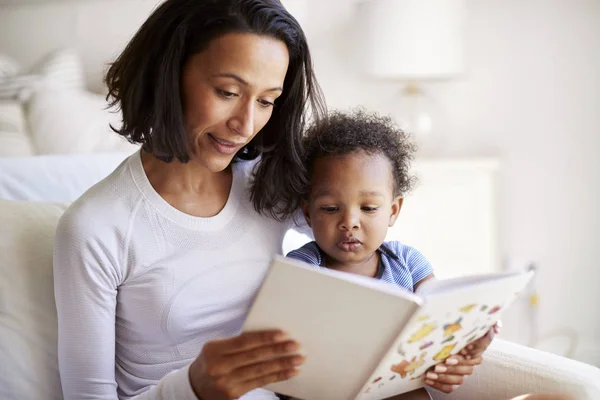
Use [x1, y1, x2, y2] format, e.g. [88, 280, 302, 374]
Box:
[320, 206, 339, 213]
[361, 206, 379, 212]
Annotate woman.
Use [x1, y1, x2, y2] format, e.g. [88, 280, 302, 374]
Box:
[53, 1, 483, 399]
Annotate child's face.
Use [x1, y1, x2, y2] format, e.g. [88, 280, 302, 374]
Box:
[303, 150, 402, 267]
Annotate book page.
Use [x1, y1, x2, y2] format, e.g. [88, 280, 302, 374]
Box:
[356, 270, 533, 400]
[242, 256, 422, 400]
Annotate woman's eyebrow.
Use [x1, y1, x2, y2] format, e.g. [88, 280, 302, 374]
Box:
[212, 73, 283, 92]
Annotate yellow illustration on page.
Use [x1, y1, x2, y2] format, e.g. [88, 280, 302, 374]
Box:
[408, 323, 437, 343]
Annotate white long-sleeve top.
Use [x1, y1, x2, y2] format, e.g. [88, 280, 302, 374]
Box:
[53, 151, 290, 400]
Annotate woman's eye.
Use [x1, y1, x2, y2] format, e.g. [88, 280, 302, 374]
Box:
[361, 206, 378, 212]
[320, 206, 339, 213]
[257, 99, 274, 108]
[216, 89, 237, 99]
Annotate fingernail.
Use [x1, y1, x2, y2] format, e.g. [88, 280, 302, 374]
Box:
[292, 356, 305, 366]
[460, 349, 467, 355]
[446, 357, 459, 365]
[467, 344, 474, 350]
[274, 331, 289, 341]
[434, 365, 447, 373]
[424, 379, 434, 386]
[426, 372, 438, 380]
[285, 341, 299, 352]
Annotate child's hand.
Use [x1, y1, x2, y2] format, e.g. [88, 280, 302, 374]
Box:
[424, 354, 482, 393]
[460, 320, 501, 360]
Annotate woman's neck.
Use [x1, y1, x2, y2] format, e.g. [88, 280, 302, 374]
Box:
[141, 151, 233, 218]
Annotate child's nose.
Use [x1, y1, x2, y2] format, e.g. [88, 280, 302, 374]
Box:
[339, 211, 360, 231]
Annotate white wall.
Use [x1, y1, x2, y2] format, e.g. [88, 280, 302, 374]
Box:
[302, 0, 600, 365]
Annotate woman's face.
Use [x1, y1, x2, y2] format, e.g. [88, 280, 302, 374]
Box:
[181, 33, 290, 172]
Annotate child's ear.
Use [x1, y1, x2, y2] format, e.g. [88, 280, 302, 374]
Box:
[389, 196, 403, 227]
[301, 199, 312, 227]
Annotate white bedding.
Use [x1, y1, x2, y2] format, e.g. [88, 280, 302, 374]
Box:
[0, 152, 132, 201]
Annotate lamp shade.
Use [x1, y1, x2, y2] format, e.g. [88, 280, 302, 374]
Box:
[359, 0, 466, 80]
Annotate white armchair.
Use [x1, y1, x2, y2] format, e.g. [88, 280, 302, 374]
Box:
[1, 199, 599, 399]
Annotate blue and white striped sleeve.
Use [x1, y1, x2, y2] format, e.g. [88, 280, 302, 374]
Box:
[286, 241, 322, 266]
[390, 241, 434, 284]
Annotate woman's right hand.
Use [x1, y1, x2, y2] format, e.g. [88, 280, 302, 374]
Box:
[189, 330, 305, 400]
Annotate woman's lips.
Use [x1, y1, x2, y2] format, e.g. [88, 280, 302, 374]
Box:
[208, 133, 244, 155]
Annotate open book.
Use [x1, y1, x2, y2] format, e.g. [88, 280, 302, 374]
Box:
[243, 255, 534, 400]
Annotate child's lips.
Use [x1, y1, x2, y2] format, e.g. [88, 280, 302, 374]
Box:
[336, 238, 362, 252]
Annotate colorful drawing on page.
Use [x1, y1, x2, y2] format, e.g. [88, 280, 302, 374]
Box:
[459, 304, 477, 313]
[488, 305, 501, 314]
[416, 314, 430, 322]
[441, 335, 455, 344]
[443, 317, 463, 337]
[408, 323, 437, 343]
[433, 344, 456, 361]
[391, 352, 427, 379]
[419, 341, 434, 350]
[466, 334, 478, 343]
[389, 375, 396, 380]
[480, 305, 488, 312]
[378, 382, 384, 389]
[462, 326, 478, 338]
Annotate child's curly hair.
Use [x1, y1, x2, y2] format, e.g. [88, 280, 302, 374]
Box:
[302, 108, 417, 197]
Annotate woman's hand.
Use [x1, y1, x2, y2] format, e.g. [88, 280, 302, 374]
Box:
[424, 321, 500, 393]
[189, 330, 305, 400]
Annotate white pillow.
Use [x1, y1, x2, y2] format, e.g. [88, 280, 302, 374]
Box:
[27, 85, 139, 155]
[0, 100, 34, 157]
[30, 48, 85, 92]
[0, 200, 67, 400]
[0, 152, 131, 201]
[0, 48, 84, 101]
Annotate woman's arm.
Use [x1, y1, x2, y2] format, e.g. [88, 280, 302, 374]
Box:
[53, 212, 199, 400]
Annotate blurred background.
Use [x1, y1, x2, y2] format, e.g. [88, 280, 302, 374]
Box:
[0, 0, 598, 368]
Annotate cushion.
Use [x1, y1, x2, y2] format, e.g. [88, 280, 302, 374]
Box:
[0, 48, 84, 102]
[0, 100, 34, 157]
[0, 200, 68, 400]
[0, 152, 131, 201]
[27, 85, 139, 155]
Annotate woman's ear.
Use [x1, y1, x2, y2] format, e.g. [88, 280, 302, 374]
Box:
[302, 199, 312, 227]
[389, 196, 403, 227]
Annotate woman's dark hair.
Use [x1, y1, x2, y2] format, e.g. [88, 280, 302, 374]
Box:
[105, 0, 326, 220]
[302, 108, 417, 197]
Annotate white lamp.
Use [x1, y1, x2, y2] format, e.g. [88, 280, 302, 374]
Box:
[359, 0, 466, 148]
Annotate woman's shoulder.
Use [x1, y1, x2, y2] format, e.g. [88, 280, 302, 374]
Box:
[58, 155, 142, 240]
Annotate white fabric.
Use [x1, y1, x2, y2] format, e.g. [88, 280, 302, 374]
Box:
[432, 338, 600, 400]
[0, 48, 83, 101]
[0, 100, 33, 157]
[0, 200, 69, 400]
[0, 152, 132, 201]
[27, 85, 139, 155]
[53, 151, 284, 399]
[30, 48, 85, 92]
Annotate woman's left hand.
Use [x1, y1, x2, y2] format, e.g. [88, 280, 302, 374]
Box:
[424, 321, 500, 393]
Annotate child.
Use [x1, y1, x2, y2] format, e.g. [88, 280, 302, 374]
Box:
[286, 109, 454, 399]
[286, 109, 574, 400]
